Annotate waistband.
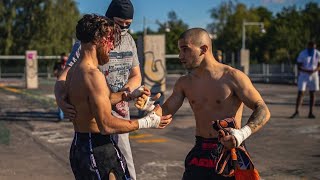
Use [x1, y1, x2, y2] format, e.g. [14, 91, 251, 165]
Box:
[195, 136, 219, 150]
[73, 132, 112, 147]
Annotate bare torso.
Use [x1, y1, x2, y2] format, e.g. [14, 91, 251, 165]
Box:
[66, 60, 108, 133]
[179, 65, 243, 138]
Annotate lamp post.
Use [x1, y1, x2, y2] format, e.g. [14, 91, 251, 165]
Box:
[240, 20, 265, 75]
[242, 20, 266, 49]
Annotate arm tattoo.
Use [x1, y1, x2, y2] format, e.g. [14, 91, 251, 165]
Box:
[247, 100, 268, 131]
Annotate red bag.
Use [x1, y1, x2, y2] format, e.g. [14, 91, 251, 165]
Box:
[212, 118, 260, 180]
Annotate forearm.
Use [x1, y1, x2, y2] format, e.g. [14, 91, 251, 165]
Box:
[101, 117, 139, 134]
[110, 91, 126, 105]
[246, 100, 270, 133]
[54, 80, 66, 101]
[122, 74, 141, 91]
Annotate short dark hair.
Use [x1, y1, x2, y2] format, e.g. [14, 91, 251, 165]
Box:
[308, 41, 316, 47]
[76, 14, 121, 46]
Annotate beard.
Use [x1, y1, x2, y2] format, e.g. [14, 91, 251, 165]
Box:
[96, 45, 110, 65]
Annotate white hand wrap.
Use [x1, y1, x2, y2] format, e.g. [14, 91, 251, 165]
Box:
[230, 125, 252, 147]
[138, 111, 161, 129]
[130, 85, 144, 99]
[141, 97, 155, 111]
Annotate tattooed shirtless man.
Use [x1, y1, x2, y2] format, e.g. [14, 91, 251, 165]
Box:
[136, 28, 271, 180]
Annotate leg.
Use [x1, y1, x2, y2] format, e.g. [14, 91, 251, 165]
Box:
[116, 133, 136, 180]
[291, 91, 305, 118]
[59, 107, 64, 120]
[308, 91, 316, 118]
[109, 170, 117, 180]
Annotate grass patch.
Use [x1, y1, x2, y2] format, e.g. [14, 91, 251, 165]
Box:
[0, 122, 10, 145]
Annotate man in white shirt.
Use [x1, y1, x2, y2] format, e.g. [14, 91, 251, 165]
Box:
[291, 41, 320, 119]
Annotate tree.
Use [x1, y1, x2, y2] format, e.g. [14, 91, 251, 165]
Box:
[0, 0, 80, 55]
[0, 0, 16, 55]
[157, 11, 189, 54]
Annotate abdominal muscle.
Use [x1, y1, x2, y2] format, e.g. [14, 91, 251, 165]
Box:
[192, 103, 244, 138]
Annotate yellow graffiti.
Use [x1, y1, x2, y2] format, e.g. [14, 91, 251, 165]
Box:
[129, 133, 153, 139]
[136, 138, 167, 143]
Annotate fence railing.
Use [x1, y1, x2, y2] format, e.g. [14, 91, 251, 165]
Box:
[0, 55, 298, 84]
[0, 55, 59, 79]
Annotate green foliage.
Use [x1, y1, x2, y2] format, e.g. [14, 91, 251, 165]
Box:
[157, 11, 188, 54]
[208, 1, 320, 64]
[0, 0, 80, 55]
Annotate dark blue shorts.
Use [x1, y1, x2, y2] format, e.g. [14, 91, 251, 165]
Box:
[69, 132, 131, 180]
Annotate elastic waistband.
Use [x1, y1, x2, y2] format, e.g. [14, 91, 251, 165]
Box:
[195, 136, 219, 150]
[195, 136, 219, 143]
[74, 132, 112, 146]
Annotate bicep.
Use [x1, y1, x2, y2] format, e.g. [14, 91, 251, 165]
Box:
[233, 72, 264, 110]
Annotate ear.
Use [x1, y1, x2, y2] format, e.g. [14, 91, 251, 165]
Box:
[200, 45, 208, 55]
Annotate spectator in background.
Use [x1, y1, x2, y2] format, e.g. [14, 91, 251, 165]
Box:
[214, 50, 223, 63]
[290, 41, 320, 119]
[53, 52, 68, 120]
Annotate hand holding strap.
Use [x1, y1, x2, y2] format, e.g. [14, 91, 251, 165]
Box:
[129, 85, 145, 99]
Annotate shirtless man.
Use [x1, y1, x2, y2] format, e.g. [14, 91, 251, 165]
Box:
[67, 14, 165, 180]
[137, 28, 271, 180]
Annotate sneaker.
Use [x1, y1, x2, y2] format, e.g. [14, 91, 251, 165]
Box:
[308, 113, 316, 119]
[290, 112, 299, 119]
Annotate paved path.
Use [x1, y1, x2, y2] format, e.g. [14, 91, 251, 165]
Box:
[0, 76, 319, 180]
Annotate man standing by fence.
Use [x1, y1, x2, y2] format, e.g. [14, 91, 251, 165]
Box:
[291, 41, 320, 119]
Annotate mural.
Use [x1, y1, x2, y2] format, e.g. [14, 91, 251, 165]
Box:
[142, 35, 166, 96]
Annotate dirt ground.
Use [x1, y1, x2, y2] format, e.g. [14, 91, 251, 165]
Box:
[0, 122, 73, 180]
[0, 78, 320, 180]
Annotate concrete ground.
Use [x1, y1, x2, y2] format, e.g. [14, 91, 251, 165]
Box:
[0, 76, 319, 180]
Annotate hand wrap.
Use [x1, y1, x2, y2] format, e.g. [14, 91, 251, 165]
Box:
[138, 111, 161, 129]
[141, 96, 155, 111]
[229, 125, 252, 147]
[129, 85, 145, 99]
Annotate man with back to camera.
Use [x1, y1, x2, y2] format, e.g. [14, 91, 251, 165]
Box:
[67, 14, 168, 180]
[290, 41, 320, 119]
[54, 1, 174, 179]
[136, 28, 271, 180]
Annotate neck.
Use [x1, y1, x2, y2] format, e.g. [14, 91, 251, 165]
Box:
[189, 54, 219, 76]
[80, 43, 99, 67]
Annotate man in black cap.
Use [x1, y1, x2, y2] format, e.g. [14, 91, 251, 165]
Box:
[54, 1, 155, 179]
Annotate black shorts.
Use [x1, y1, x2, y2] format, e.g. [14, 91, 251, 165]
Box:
[69, 132, 131, 180]
[182, 136, 235, 180]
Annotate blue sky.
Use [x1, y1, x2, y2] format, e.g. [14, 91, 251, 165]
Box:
[75, 0, 318, 32]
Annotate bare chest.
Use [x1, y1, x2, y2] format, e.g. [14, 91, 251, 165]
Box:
[184, 79, 233, 109]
